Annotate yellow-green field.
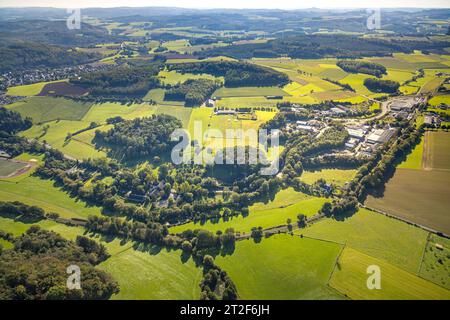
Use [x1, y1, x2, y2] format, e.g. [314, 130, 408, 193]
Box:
[300, 169, 357, 186]
[329, 247, 450, 300]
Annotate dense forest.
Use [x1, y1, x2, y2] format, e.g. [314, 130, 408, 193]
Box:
[196, 34, 450, 59]
[0, 226, 118, 300]
[165, 79, 221, 106]
[337, 60, 387, 77]
[0, 40, 99, 72]
[167, 61, 289, 87]
[363, 78, 400, 93]
[94, 115, 182, 160]
[70, 64, 162, 97]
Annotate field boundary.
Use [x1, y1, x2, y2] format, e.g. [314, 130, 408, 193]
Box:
[361, 204, 450, 239]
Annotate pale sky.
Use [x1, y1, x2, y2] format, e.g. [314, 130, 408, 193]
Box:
[0, 0, 449, 9]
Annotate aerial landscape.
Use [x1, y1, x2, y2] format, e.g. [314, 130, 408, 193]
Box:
[0, 1, 449, 304]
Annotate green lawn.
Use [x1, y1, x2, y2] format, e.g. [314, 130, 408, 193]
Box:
[99, 245, 203, 300]
[300, 208, 428, 273]
[300, 169, 357, 186]
[213, 86, 289, 98]
[0, 176, 102, 220]
[397, 137, 424, 169]
[171, 190, 327, 234]
[6, 97, 92, 123]
[330, 247, 450, 300]
[215, 234, 344, 300]
[419, 234, 450, 290]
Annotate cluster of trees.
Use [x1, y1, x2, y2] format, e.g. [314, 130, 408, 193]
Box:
[282, 126, 349, 179]
[0, 108, 32, 134]
[94, 115, 182, 160]
[200, 255, 238, 300]
[337, 60, 387, 77]
[364, 78, 400, 93]
[165, 79, 221, 106]
[85, 215, 170, 246]
[168, 61, 289, 87]
[0, 201, 46, 222]
[70, 64, 161, 97]
[0, 226, 118, 300]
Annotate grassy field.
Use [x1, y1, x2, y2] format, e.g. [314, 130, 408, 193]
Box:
[0, 176, 102, 220]
[6, 80, 67, 96]
[215, 234, 344, 300]
[423, 131, 450, 170]
[7, 97, 93, 123]
[300, 208, 428, 273]
[0, 215, 203, 300]
[170, 189, 327, 234]
[397, 136, 424, 169]
[0, 160, 27, 177]
[419, 234, 450, 290]
[428, 94, 450, 106]
[329, 247, 450, 300]
[99, 245, 202, 300]
[300, 169, 357, 186]
[158, 70, 223, 85]
[365, 169, 450, 235]
[212, 86, 289, 98]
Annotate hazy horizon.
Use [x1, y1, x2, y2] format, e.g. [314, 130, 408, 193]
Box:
[0, 0, 449, 9]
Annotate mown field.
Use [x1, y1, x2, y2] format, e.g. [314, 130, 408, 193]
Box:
[215, 234, 344, 300]
[300, 169, 357, 186]
[7, 97, 93, 123]
[99, 245, 203, 300]
[0, 159, 27, 177]
[367, 131, 450, 235]
[170, 188, 327, 234]
[300, 208, 428, 273]
[329, 247, 450, 300]
[0, 176, 102, 220]
[212, 86, 289, 98]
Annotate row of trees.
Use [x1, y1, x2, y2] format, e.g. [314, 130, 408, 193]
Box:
[337, 60, 387, 77]
[165, 79, 221, 106]
[168, 61, 289, 87]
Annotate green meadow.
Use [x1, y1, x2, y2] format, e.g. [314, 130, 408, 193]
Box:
[300, 208, 429, 273]
[6, 80, 66, 96]
[215, 234, 344, 300]
[300, 169, 357, 186]
[397, 136, 424, 170]
[170, 189, 328, 234]
[330, 247, 450, 300]
[419, 234, 450, 290]
[0, 176, 102, 220]
[7, 97, 93, 123]
[212, 86, 289, 98]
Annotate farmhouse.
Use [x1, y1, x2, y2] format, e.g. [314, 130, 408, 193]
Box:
[424, 114, 442, 126]
[206, 99, 216, 107]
